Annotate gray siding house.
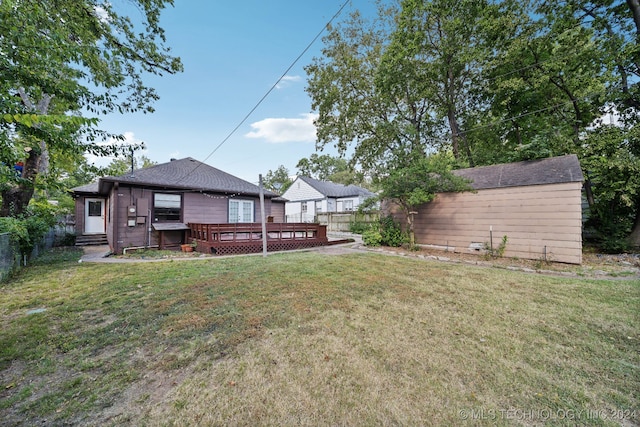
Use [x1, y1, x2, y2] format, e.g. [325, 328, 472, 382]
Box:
[72, 157, 285, 254]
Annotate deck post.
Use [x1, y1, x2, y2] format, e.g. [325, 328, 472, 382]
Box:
[259, 174, 267, 257]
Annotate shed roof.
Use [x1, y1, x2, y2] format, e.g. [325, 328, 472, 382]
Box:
[297, 176, 376, 198]
[454, 154, 583, 190]
[73, 157, 278, 197]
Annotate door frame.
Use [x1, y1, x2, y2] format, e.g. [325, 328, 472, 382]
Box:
[84, 197, 106, 234]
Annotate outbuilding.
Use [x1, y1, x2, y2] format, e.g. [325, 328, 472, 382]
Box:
[390, 154, 584, 264]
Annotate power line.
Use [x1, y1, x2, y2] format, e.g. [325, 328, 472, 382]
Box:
[174, 1, 351, 185]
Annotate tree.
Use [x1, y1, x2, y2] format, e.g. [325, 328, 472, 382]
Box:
[380, 0, 502, 166]
[306, 2, 438, 178]
[0, 0, 182, 217]
[262, 165, 293, 194]
[307, 0, 640, 249]
[493, 0, 640, 246]
[580, 123, 640, 250]
[295, 154, 365, 185]
[377, 154, 471, 247]
[102, 154, 158, 177]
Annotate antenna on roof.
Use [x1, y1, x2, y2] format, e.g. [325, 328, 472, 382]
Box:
[128, 142, 146, 178]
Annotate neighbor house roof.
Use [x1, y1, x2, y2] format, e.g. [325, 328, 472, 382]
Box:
[297, 176, 376, 198]
[454, 154, 583, 190]
[72, 157, 279, 197]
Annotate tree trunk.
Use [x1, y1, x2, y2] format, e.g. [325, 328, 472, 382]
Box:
[0, 186, 34, 217]
[1, 92, 53, 217]
[447, 107, 474, 166]
[627, 0, 640, 36]
[628, 204, 640, 248]
[0, 145, 41, 217]
[407, 213, 415, 248]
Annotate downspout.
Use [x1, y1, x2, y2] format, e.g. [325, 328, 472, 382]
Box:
[147, 209, 152, 248]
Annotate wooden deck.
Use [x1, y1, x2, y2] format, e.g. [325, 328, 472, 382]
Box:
[187, 222, 329, 255]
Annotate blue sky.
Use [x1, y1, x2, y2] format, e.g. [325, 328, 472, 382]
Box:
[90, 0, 375, 184]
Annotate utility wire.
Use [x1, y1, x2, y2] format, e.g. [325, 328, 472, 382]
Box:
[174, 0, 351, 185]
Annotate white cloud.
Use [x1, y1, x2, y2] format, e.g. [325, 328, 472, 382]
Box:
[85, 131, 147, 167]
[245, 113, 317, 143]
[275, 75, 301, 89]
[94, 5, 110, 23]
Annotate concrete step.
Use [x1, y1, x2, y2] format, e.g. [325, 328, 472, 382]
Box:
[75, 234, 108, 246]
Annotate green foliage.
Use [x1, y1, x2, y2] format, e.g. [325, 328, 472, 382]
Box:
[349, 220, 373, 235]
[296, 154, 365, 186]
[597, 223, 632, 254]
[0, 0, 182, 217]
[361, 216, 406, 247]
[0, 200, 60, 257]
[357, 197, 380, 213]
[484, 235, 508, 259]
[102, 154, 157, 177]
[580, 124, 640, 250]
[307, 0, 640, 244]
[262, 165, 293, 194]
[379, 154, 471, 208]
[377, 154, 472, 247]
[378, 215, 407, 247]
[362, 229, 383, 247]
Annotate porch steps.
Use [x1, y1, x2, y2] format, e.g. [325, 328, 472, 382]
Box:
[75, 234, 108, 246]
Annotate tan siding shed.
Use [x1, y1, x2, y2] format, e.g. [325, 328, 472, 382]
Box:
[391, 155, 585, 264]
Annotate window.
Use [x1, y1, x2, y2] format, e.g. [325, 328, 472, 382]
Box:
[343, 200, 354, 211]
[301, 201, 308, 213]
[154, 193, 181, 222]
[88, 200, 102, 217]
[229, 199, 254, 223]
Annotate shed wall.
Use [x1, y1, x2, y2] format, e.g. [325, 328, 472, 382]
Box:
[390, 182, 583, 264]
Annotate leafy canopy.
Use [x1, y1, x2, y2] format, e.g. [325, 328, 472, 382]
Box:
[0, 0, 182, 217]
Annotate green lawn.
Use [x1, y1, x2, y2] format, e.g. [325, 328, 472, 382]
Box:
[0, 247, 638, 426]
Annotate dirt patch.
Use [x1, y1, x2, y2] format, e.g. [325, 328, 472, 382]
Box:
[354, 244, 640, 280]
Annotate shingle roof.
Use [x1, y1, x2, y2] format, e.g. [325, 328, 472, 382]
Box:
[73, 157, 278, 197]
[454, 154, 583, 190]
[71, 181, 99, 194]
[298, 176, 376, 198]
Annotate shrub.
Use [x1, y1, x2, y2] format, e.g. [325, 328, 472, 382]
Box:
[0, 200, 60, 257]
[484, 235, 508, 258]
[362, 230, 382, 247]
[349, 220, 373, 235]
[379, 215, 407, 247]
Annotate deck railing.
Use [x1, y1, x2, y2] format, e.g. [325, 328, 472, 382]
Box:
[187, 222, 328, 255]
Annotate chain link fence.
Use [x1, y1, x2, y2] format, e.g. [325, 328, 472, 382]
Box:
[0, 232, 20, 282]
[0, 215, 76, 282]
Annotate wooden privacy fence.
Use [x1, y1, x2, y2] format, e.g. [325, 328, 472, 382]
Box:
[188, 222, 329, 255]
[316, 211, 380, 232]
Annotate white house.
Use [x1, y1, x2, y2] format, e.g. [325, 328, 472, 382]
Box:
[281, 176, 376, 222]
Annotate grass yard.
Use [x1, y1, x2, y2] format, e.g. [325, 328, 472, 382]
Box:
[0, 247, 638, 426]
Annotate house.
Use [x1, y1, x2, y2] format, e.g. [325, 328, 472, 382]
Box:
[281, 176, 377, 222]
[72, 157, 285, 254]
[385, 154, 584, 264]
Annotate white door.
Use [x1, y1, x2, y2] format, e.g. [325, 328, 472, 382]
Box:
[229, 200, 254, 223]
[84, 198, 105, 234]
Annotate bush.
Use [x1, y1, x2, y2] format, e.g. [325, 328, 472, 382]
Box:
[362, 230, 382, 247]
[349, 220, 373, 235]
[0, 200, 60, 257]
[59, 232, 77, 247]
[379, 215, 407, 247]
